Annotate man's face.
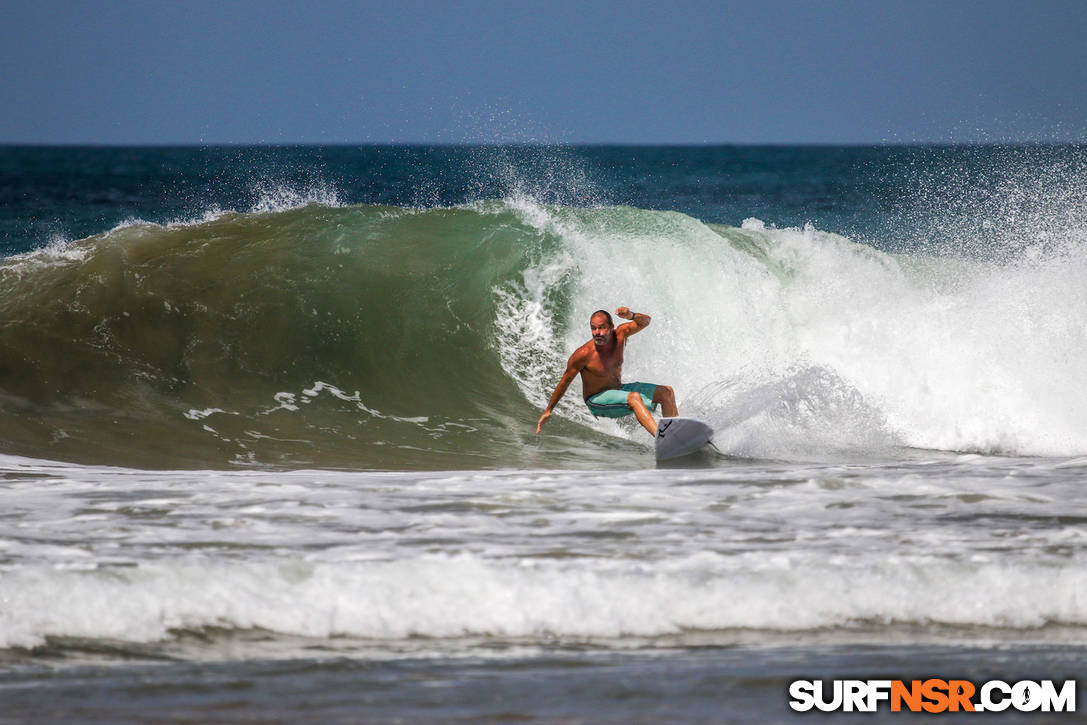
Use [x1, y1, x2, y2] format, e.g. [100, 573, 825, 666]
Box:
[590, 314, 613, 346]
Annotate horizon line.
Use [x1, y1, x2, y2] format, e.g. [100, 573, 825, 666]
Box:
[3, 140, 1085, 149]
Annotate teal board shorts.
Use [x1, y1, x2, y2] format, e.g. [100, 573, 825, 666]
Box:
[585, 382, 659, 419]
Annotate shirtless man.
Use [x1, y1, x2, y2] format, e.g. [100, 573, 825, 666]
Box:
[536, 307, 677, 437]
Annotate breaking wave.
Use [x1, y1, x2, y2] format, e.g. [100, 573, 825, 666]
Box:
[1, 197, 1086, 467]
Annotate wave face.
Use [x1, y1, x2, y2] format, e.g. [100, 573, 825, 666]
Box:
[1, 199, 1086, 467]
[0, 203, 568, 468]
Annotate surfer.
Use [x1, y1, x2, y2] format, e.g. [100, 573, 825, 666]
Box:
[536, 307, 678, 437]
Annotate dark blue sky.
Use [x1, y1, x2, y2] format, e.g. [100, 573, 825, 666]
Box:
[3, 0, 1085, 144]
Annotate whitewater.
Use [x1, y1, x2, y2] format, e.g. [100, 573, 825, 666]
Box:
[3, 454, 1087, 650]
[1, 144, 1085, 722]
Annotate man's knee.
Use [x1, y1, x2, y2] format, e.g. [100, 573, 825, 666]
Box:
[655, 385, 674, 402]
[627, 391, 644, 408]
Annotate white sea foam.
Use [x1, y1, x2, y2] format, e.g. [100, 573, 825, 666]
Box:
[0, 233, 89, 270]
[0, 453, 1084, 655]
[2, 552, 1085, 649]
[258, 382, 429, 424]
[248, 180, 343, 213]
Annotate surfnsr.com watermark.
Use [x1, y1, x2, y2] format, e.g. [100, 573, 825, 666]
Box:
[789, 679, 1077, 713]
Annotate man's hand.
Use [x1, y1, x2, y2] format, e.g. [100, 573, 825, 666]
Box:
[615, 307, 650, 336]
[536, 409, 552, 434]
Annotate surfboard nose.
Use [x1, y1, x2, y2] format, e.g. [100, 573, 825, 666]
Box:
[655, 417, 714, 460]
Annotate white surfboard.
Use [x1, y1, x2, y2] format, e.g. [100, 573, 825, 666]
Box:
[654, 417, 714, 461]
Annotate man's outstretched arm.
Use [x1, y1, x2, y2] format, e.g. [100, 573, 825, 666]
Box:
[537, 355, 582, 433]
[615, 306, 651, 337]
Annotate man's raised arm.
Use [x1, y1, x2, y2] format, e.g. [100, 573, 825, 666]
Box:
[536, 353, 583, 434]
[616, 306, 651, 337]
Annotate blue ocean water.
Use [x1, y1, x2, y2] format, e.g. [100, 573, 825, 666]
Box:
[0, 145, 1085, 722]
[7, 144, 1082, 255]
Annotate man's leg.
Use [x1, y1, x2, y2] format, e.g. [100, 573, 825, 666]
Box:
[653, 385, 678, 417]
[627, 392, 658, 437]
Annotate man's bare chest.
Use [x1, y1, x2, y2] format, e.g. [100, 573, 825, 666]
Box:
[584, 347, 624, 377]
